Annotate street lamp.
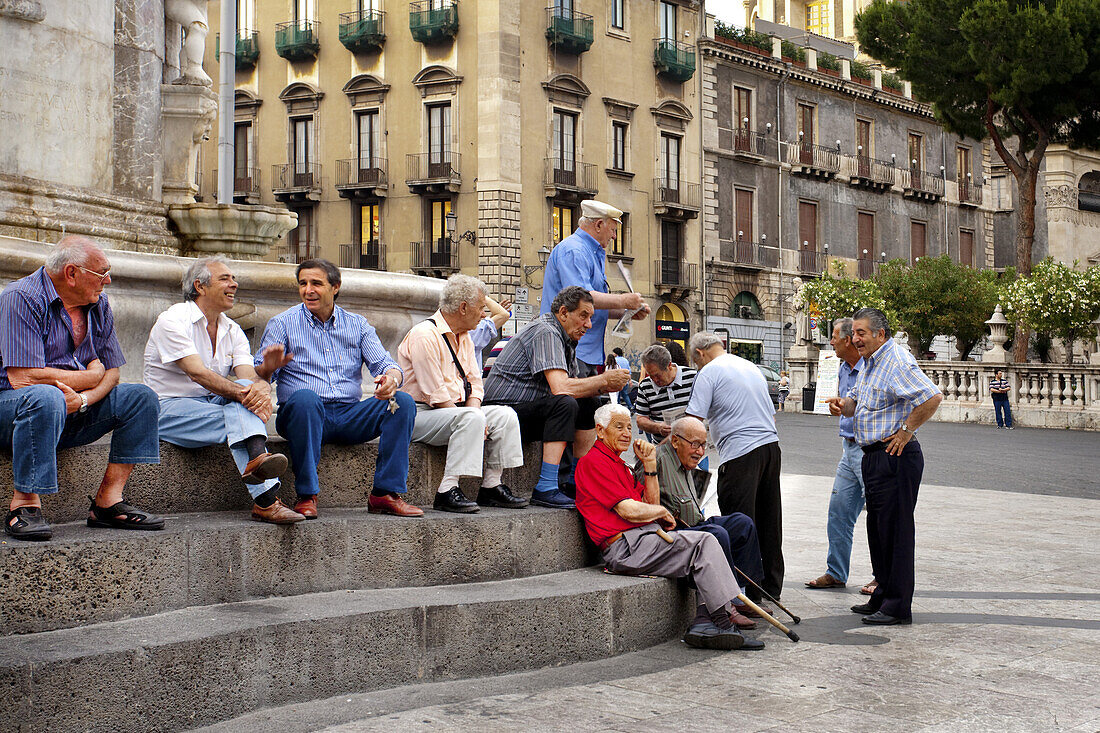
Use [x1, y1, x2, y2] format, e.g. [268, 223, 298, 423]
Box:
[523, 245, 553, 286]
[444, 211, 476, 245]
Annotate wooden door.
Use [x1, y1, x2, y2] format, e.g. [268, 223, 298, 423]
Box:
[857, 212, 874, 278]
[910, 220, 926, 263]
[959, 229, 974, 267]
[799, 201, 818, 272]
[735, 188, 754, 263]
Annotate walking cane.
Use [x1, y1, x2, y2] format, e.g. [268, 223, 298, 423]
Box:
[655, 527, 799, 643]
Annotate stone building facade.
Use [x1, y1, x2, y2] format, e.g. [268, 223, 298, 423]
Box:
[198, 0, 706, 355]
[699, 29, 989, 369]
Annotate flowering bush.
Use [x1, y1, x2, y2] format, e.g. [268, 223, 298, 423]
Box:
[798, 260, 889, 325]
[1002, 258, 1100, 363]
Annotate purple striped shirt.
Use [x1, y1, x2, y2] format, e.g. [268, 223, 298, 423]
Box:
[0, 267, 125, 390]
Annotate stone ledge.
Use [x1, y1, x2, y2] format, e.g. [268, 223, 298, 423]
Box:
[0, 568, 694, 732]
[0, 506, 595, 635]
[0, 439, 545, 524]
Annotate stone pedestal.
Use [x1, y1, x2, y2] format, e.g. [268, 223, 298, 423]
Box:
[161, 84, 217, 205]
[168, 203, 298, 261]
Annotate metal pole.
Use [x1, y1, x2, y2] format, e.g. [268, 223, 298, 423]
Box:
[217, 0, 236, 204]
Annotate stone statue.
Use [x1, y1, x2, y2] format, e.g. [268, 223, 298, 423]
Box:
[793, 282, 813, 345]
[165, 0, 212, 85]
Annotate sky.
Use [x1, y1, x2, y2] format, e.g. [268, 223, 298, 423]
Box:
[706, 0, 745, 27]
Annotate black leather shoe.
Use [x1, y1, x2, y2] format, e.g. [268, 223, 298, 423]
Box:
[433, 487, 479, 514]
[862, 610, 912, 625]
[477, 484, 529, 508]
[683, 621, 745, 650]
[740, 636, 766, 651]
[4, 506, 52, 541]
[851, 602, 878, 615]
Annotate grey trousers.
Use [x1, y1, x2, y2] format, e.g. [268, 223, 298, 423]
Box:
[602, 524, 741, 614]
[411, 404, 524, 479]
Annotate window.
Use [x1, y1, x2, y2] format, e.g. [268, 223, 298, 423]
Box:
[659, 133, 681, 188]
[358, 0, 377, 11]
[991, 174, 1012, 210]
[959, 229, 974, 267]
[610, 0, 624, 29]
[355, 202, 382, 269]
[357, 109, 380, 171]
[910, 220, 926, 263]
[857, 212, 875, 278]
[799, 200, 818, 272]
[956, 145, 973, 199]
[289, 206, 314, 262]
[659, 1, 676, 40]
[553, 0, 574, 13]
[660, 219, 683, 284]
[731, 291, 763, 320]
[233, 121, 253, 189]
[856, 118, 872, 157]
[735, 188, 753, 241]
[797, 103, 815, 144]
[291, 117, 313, 185]
[611, 121, 627, 171]
[428, 103, 452, 175]
[908, 132, 923, 171]
[610, 212, 628, 256]
[552, 203, 575, 244]
[806, 0, 831, 36]
[430, 199, 453, 257]
[238, 0, 254, 31]
[551, 109, 577, 182]
[734, 86, 752, 130]
[294, 0, 313, 22]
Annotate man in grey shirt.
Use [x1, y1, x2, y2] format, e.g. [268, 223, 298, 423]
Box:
[686, 331, 784, 601]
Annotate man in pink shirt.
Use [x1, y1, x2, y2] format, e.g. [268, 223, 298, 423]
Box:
[398, 274, 526, 513]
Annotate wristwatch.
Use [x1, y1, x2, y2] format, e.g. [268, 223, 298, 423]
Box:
[900, 422, 913, 434]
[78, 392, 89, 414]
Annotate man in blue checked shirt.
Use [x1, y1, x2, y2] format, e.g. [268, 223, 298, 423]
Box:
[827, 307, 942, 626]
[255, 259, 420, 519]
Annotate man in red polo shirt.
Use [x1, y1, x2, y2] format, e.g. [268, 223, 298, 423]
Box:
[575, 403, 764, 651]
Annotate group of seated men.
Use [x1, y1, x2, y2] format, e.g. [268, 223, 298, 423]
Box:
[1, 235, 770, 650]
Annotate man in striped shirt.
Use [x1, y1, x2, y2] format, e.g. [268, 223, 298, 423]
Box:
[827, 307, 942, 626]
[0, 236, 163, 541]
[635, 344, 697, 443]
[255, 259, 420, 519]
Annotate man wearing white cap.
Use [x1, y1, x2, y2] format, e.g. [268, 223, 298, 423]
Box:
[539, 200, 650, 370]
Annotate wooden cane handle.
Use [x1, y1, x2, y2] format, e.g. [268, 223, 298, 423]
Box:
[655, 528, 675, 544]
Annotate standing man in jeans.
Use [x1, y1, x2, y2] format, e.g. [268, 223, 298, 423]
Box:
[827, 307, 942, 625]
[990, 370, 1014, 429]
[686, 331, 784, 602]
[805, 318, 876, 594]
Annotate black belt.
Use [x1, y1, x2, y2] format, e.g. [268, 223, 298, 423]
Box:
[862, 441, 888, 454]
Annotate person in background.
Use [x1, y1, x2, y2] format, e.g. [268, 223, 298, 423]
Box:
[470, 296, 512, 371]
[611, 347, 634, 412]
[777, 371, 790, 411]
[989, 370, 1014, 429]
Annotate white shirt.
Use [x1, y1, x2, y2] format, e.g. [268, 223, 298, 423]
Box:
[143, 301, 254, 399]
[686, 353, 778, 463]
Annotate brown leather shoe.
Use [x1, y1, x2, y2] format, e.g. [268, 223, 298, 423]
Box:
[729, 608, 757, 630]
[293, 495, 318, 519]
[367, 493, 424, 517]
[241, 452, 289, 484]
[734, 602, 774, 619]
[805, 573, 846, 589]
[251, 499, 306, 524]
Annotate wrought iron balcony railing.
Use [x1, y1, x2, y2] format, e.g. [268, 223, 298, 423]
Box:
[731, 128, 768, 157]
[545, 6, 594, 54]
[340, 241, 386, 271]
[654, 38, 695, 82]
[958, 179, 983, 206]
[902, 167, 945, 200]
[335, 158, 388, 196]
[653, 260, 699, 291]
[786, 141, 841, 175]
[654, 179, 701, 210]
[215, 30, 260, 69]
[798, 248, 824, 275]
[274, 19, 320, 62]
[409, 1, 458, 43]
[213, 167, 261, 201]
[844, 154, 896, 190]
[406, 153, 461, 192]
[718, 240, 779, 269]
[545, 158, 597, 194]
[412, 240, 459, 275]
[339, 10, 385, 53]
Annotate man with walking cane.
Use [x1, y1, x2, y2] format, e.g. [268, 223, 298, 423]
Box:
[827, 308, 942, 626]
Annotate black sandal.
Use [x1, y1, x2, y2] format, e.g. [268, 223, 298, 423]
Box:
[87, 497, 165, 531]
[5, 506, 52, 541]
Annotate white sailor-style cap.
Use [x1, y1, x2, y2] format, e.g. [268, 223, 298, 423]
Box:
[580, 199, 623, 222]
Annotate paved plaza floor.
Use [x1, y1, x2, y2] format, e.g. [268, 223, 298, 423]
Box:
[203, 457, 1100, 732]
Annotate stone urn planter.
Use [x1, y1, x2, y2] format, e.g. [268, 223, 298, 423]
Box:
[168, 202, 297, 261]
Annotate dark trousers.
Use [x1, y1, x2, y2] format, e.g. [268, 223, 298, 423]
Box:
[502, 393, 598, 495]
[717, 441, 784, 599]
[694, 512, 765, 601]
[861, 440, 924, 619]
[993, 398, 1013, 427]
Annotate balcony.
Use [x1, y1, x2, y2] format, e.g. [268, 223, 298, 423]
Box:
[339, 10, 385, 53]
[653, 179, 701, 220]
[857, 258, 880, 280]
[271, 163, 321, 203]
[653, 38, 696, 82]
[215, 30, 260, 70]
[845, 154, 896, 193]
[544, 158, 597, 202]
[340, 241, 386, 271]
[653, 260, 699, 299]
[212, 167, 261, 204]
[274, 239, 318, 265]
[406, 153, 461, 194]
[729, 129, 768, 159]
[335, 158, 388, 199]
[275, 20, 320, 62]
[798, 248, 824, 276]
[958, 179, 983, 207]
[902, 167, 945, 202]
[412, 240, 459, 278]
[545, 6, 593, 55]
[718, 240, 779, 270]
[409, 1, 458, 44]
[786, 141, 840, 180]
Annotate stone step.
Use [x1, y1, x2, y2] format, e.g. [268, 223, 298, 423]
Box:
[0, 437, 544, 525]
[0, 568, 694, 733]
[0, 506, 595, 636]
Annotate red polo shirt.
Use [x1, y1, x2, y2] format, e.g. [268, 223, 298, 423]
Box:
[575, 439, 645, 546]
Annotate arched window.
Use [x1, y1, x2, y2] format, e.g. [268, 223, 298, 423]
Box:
[730, 291, 763, 320]
[1079, 171, 1100, 213]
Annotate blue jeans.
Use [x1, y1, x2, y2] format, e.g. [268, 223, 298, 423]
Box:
[825, 438, 867, 583]
[157, 384, 279, 499]
[0, 383, 160, 494]
[274, 388, 416, 496]
[994, 399, 1013, 427]
[694, 512, 765, 598]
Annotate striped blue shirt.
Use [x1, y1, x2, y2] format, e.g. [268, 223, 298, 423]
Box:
[538, 229, 609, 366]
[0, 267, 125, 390]
[848, 339, 940, 445]
[256, 303, 401, 404]
[837, 357, 864, 440]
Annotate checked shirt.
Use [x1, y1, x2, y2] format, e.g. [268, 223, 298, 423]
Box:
[848, 339, 940, 446]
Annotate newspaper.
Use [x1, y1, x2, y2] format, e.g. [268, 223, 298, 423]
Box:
[610, 260, 641, 338]
[813, 351, 840, 415]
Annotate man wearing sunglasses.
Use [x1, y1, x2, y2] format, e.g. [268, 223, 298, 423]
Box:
[0, 236, 163, 540]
